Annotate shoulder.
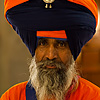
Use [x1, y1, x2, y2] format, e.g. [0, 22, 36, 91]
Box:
[79, 78, 100, 93]
[1, 81, 28, 100]
[79, 78, 100, 98]
[70, 77, 100, 100]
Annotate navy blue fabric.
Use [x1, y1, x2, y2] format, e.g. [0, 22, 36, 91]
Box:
[15, 28, 37, 56]
[26, 81, 37, 100]
[65, 28, 95, 59]
[6, 0, 96, 60]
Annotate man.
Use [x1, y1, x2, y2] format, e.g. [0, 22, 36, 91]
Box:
[1, 0, 100, 100]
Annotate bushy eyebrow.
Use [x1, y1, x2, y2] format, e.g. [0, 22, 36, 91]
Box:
[37, 38, 48, 45]
[55, 40, 68, 44]
[38, 38, 48, 42]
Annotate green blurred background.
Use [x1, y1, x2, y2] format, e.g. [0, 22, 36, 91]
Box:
[0, 0, 100, 97]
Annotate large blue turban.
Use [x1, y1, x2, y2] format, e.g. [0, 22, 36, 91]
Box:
[4, 0, 98, 60]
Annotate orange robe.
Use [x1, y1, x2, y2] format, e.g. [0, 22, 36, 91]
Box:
[1, 78, 100, 100]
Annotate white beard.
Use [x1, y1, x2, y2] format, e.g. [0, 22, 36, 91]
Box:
[29, 56, 77, 100]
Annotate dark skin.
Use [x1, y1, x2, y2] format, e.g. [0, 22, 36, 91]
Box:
[35, 38, 72, 68]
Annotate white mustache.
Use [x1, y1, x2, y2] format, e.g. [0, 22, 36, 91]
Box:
[36, 60, 66, 70]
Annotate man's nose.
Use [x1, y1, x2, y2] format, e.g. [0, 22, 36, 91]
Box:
[45, 45, 57, 60]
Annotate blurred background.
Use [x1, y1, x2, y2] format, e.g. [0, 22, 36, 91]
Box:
[0, 0, 100, 97]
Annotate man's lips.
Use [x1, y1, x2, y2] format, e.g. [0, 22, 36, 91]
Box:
[46, 65, 56, 69]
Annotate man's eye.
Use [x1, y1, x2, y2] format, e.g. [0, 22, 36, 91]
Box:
[38, 39, 47, 46]
[58, 42, 65, 47]
[38, 42, 47, 46]
[57, 41, 67, 48]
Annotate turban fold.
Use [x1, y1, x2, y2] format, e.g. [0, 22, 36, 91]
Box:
[4, 0, 98, 60]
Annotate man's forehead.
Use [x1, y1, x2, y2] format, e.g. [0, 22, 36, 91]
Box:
[38, 38, 68, 43]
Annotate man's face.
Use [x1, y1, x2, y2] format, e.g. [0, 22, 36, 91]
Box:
[35, 38, 72, 66]
[30, 38, 76, 100]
